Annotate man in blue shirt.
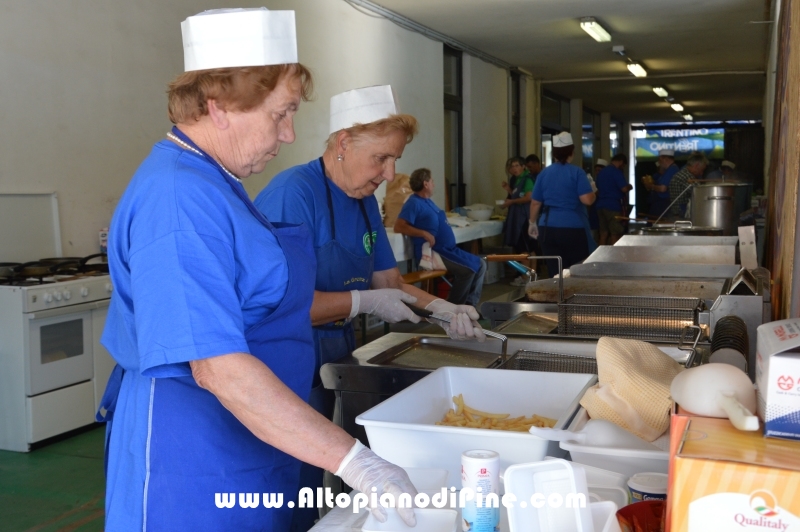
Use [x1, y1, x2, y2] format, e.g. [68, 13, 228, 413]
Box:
[645, 149, 679, 220]
[595, 153, 632, 244]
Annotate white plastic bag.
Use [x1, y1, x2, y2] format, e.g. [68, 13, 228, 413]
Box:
[419, 242, 447, 271]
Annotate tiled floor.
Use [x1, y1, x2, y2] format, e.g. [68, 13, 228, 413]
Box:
[0, 276, 518, 531]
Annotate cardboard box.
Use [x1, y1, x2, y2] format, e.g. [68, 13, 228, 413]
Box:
[668, 416, 800, 531]
[756, 319, 800, 441]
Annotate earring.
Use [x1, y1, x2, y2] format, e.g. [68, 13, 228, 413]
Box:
[337, 154, 344, 161]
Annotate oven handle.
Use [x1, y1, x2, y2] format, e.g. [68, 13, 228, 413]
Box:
[27, 299, 110, 320]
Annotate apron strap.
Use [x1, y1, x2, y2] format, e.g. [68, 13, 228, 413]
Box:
[319, 157, 374, 254]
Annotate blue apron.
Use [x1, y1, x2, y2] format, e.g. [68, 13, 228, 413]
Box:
[503, 174, 535, 251]
[292, 157, 375, 532]
[97, 126, 316, 531]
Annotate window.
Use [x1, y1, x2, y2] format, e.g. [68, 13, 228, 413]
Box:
[443, 46, 464, 207]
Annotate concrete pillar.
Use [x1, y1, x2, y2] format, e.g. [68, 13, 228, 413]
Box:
[570, 98, 583, 168]
[521, 76, 541, 158]
[600, 112, 611, 161]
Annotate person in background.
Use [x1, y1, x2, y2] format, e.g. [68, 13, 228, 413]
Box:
[501, 156, 537, 286]
[528, 131, 597, 276]
[394, 168, 486, 307]
[707, 160, 737, 181]
[668, 152, 709, 218]
[525, 153, 542, 176]
[644, 149, 679, 220]
[595, 153, 632, 245]
[255, 85, 485, 530]
[99, 10, 417, 531]
[586, 159, 606, 244]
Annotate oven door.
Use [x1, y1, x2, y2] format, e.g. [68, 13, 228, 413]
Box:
[25, 302, 95, 396]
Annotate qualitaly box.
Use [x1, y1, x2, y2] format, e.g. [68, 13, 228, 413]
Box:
[757, 319, 800, 441]
[669, 416, 800, 532]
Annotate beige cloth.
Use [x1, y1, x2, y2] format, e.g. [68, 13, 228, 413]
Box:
[580, 337, 684, 442]
[382, 174, 412, 228]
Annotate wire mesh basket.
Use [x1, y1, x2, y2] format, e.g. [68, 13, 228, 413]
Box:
[557, 294, 702, 342]
[499, 350, 598, 374]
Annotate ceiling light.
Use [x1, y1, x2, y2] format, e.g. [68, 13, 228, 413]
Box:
[671, 103, 684, 112]
[652, 87, 668, 98]
[627, 62, 647, 77]
[683, 114, 694, 121]
[580, 17, 611, 42]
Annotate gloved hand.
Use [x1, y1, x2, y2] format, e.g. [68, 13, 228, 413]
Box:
[352, 289, 421, 324]
[528, 220, 539, 239]
[336, 440, 418, 526]
[425, 299, 486, 342]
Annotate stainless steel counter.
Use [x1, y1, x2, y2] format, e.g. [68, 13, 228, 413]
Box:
[584, 245, 736, 265]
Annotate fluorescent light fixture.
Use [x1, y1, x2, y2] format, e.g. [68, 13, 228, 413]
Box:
[671, 103, 684, 112]
[683, 114, 694, 121]
[580, 17, 611, 42]
[627, 62, 647, 77]
[652, 87, 668, 98]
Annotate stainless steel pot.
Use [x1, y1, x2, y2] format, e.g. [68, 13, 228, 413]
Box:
[639, 221, 724, 236]
[691, 183, 750, 236]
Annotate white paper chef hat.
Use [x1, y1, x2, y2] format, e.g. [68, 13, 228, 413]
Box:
[330, 85, 400, 134]
[596, 158, 609, 167]
[552, 131, 573, 148]
[181, 8, 298, 72]
[658, 149, 675, 157]
[721, 160, 736, 169]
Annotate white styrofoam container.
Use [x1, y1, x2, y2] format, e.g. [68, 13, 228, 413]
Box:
[560, 409, 669, 478]
[504, 459, 593, 532]
[590, 501, 622, 532]
[356, 367, 597, 484]
[363, 508, 457, 532]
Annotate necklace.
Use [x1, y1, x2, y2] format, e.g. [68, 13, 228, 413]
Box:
[166, 132, 242, 184]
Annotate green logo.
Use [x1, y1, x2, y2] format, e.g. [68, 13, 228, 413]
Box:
[363, 231, 377, 253]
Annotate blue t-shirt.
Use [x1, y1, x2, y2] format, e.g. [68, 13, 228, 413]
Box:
[656, 164, 679, 199]
[532, 162, 593, 228]
[254, 158, 396, 274]
[595, 165, 629, 211]
[397, 194, 441, 261]
[101, 140, 290, 529]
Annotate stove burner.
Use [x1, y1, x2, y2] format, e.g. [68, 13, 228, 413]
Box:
[0, 255, 109, 286]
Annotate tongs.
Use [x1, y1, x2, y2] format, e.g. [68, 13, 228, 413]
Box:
[404, 302, 508, 358]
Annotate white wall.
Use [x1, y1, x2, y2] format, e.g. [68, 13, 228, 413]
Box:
[462, 55, 509, 206]
[0, 0, 444, 257]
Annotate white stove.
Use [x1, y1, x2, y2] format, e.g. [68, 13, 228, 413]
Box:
[0, 274, 115, 451]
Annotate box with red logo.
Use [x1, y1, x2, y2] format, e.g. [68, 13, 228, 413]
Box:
[668, 416, 800, 532]
[757, 318, 800, 441]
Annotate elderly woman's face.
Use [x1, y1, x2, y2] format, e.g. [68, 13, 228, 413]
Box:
[339, 130, 408, 199]
[508, 161, 524, 177]
[226, 75, 302, 177]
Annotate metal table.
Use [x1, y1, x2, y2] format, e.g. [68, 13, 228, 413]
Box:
[615, 235, 740, 247]
[584, 245, 736, 265]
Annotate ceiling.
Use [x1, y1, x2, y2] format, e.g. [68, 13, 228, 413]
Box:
[368, 0, 772, 123]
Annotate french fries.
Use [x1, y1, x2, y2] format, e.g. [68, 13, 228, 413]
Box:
[435, 394, 557, 432]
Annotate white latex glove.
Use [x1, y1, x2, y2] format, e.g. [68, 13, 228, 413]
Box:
[425, 299, 486, 342]
[587, 175, 598, 193]
[336, 440, 418, 526]
[528, 220, 539, 239]
[352, 289, 421, 324]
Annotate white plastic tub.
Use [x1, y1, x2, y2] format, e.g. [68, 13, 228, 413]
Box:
[559, 409, 669, 478]
[362, 508, 457, 532]
[356, 367, 597, 483]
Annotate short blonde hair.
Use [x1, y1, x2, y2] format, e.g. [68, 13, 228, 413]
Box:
[167, 64, 313, 124]
[325, 114, 418, 150]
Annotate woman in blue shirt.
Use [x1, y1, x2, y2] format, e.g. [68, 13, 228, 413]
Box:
[528, 132, 597, 275]
[255, 85, 484, 530]
[394, 168, 486, 307]
[100, 11, 417, 531]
